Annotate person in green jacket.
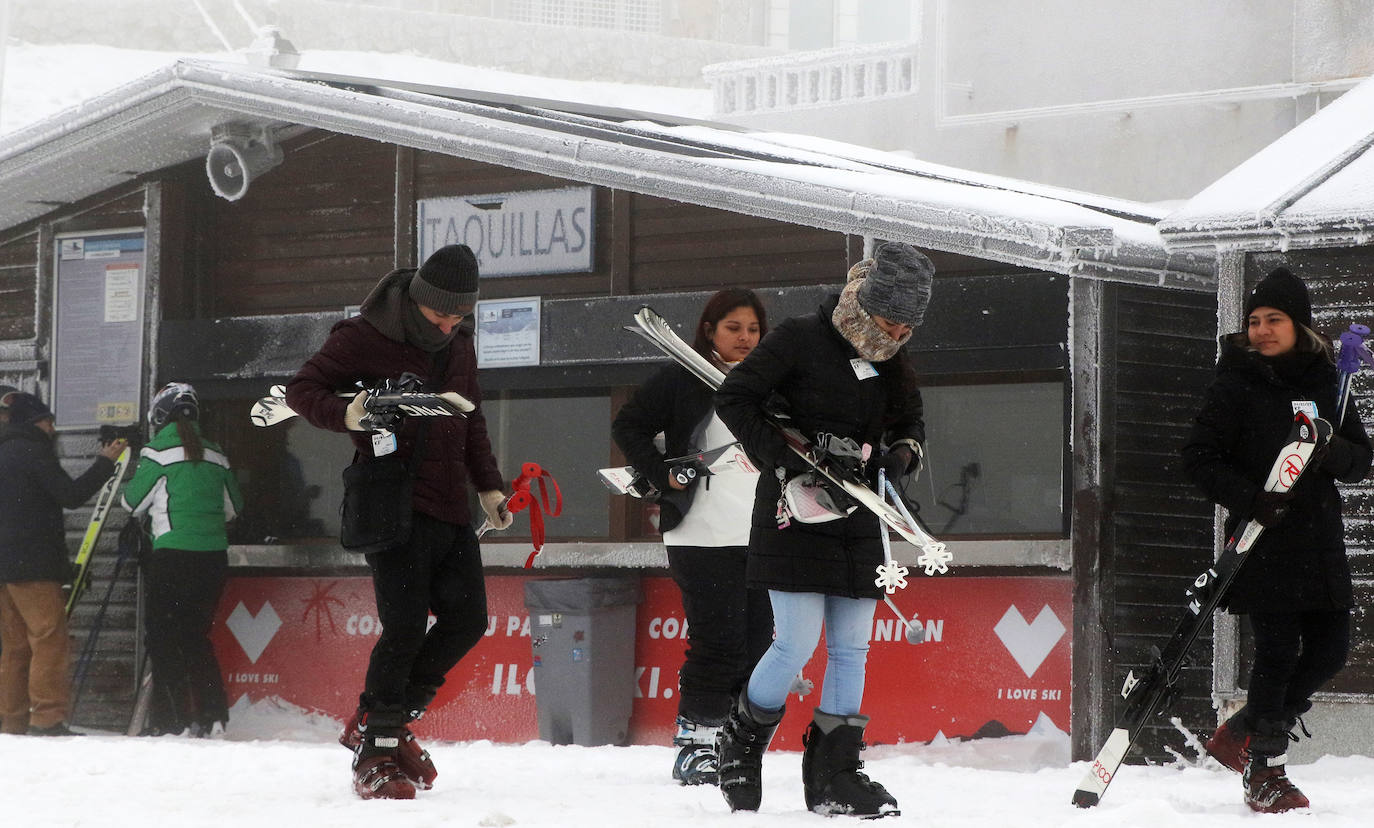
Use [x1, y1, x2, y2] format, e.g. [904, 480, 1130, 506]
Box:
[121, 382, 244, 736]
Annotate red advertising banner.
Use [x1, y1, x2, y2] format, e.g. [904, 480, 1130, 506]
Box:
[210, 573, 1071, 748]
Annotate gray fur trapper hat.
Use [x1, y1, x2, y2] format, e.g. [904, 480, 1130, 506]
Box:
[856, 242, 935, 327]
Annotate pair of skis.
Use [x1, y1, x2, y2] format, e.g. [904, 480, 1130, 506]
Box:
[1071, 410, 1329, 807]
[597, 441, 758, 499]
[626, 306, 951, 575]
[66, 435, 133, 617]
[249, 379, 471, 429]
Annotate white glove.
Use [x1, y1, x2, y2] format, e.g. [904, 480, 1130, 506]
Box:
[343, 391, 369, 431]
[479, 490, 513, 530]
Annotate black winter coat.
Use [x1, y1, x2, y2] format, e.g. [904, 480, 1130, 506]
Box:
[0, 424, 116, 583]
[1181, 334, 1372, 613]
[611, 364, 715, 534]
[716, 296, 924, 599]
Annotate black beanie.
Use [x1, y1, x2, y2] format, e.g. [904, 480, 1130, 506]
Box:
[1244, 267, 1312, 330]
[410, 245, 480, 314]
[5, 392, 53, 425]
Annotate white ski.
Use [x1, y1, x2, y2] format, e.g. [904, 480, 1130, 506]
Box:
[627, 306, 949, 571]
[249, 384, 473, 428]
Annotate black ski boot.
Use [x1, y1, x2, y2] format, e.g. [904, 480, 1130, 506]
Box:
[351, 706, 416, 800]
[716, 691, 783, 811]
[672, 716, 722, 786]
[1242, 718, 1307, 814]
[801, 711, 900, 819]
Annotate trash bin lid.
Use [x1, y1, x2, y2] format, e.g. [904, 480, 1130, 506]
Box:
[523, 577, 643, 611]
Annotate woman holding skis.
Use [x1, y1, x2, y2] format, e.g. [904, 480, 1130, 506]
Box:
[121, 382, 243, 736]
[612, 288, 773, 786]
[1182, 266, 1371, 813]
[713, 242, 931, 818]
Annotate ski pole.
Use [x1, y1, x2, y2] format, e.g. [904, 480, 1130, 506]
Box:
[873, 469, 922, 644]
[883, 478, 952, 575]
[1336, 323, 1374, 426]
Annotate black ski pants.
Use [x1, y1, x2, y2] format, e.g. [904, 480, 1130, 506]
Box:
[667, 545, 773, 725]
[363, 511, 487, 715]
[142, 548, 229, 733]
[1247, 609, 1350, 723]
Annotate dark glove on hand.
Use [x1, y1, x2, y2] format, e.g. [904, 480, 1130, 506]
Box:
[1318, 434, 1354, 476]
[875, 446, 914, 483]
[1252, 490, 1294, 528]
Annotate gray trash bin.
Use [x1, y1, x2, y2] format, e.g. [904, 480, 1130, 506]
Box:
[524, 576, 643, 746]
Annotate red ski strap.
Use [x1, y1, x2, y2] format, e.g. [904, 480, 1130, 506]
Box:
[502, 462, 562, 568]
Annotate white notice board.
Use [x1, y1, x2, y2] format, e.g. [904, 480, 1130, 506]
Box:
[52, 230, 146, 428]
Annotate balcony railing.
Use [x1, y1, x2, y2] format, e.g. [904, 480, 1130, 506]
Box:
[702, 41, 917, 116]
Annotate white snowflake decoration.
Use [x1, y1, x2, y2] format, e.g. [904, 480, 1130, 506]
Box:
[874, 561, 909, 594]
[916, 543, 953, 576]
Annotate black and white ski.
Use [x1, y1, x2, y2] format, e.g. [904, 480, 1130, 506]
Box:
[249, 381, 472, 429]
[65, 436, 132, 617]
[1071, 410, 1329, 807]
[598, 442, 758, 498]
[627, 306, 951, 574]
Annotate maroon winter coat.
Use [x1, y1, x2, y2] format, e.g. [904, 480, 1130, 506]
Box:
[285, 315, 505, 526]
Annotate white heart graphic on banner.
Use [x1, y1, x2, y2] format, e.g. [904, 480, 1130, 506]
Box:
[994, 604, 1066, 678]
[226, 600, 282, 664]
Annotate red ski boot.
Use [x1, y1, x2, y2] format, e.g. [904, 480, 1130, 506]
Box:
[1204, 708, 1251, 773]
[343, 707, 438, 791]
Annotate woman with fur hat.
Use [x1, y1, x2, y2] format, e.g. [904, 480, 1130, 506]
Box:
[1182, 266, 1371, 813]
[713, 241, 931, 818]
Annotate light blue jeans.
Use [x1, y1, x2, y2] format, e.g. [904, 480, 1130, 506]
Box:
[746, 590, 877, 716]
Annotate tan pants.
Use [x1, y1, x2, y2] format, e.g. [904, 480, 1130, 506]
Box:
[0, 581, 71, 733]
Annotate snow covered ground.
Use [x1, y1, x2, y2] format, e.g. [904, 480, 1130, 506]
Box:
[0, 43, 713, 136]
[5, 695, 1372, 827]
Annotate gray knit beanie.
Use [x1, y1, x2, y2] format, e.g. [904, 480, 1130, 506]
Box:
[410, 244, 480, 314]
[856, 242, 935, 327]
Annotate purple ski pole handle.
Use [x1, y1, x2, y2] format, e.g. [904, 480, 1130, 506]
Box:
[1337, 324, 1374, 373]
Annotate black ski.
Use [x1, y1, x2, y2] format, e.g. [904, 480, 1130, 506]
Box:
[627, 306, 951, 572]
[598, 442, 758, 498]
[1071, 410, 1329, 807]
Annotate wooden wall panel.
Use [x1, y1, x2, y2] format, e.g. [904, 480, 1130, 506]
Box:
[203, 133, 398, 317]
[0, 232, 37, 340]
[1104, 284, 1218, 763]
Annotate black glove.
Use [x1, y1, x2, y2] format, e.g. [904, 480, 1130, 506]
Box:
[1251, 490, 1294, 528]
[1318, 434, 1354, 476]
[874, 446, 915, 483]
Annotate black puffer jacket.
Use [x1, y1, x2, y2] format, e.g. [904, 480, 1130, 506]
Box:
[0, 424, 116, 583]
[611, 364, 714, 533]
[1181, 333, 1372, 613]
[716, 296, 924, 598]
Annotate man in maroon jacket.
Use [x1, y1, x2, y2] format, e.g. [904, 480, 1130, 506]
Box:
[286, 244, 512, 800]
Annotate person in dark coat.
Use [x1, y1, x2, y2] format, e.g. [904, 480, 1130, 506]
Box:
[0, 392, 125, 736]
[612, 288, 774, 786]
[286, 244, 511, 800]
[1182, 266, 1372, 814]
[713, 242, 930, 818]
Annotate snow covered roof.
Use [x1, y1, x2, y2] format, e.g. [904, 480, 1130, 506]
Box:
[1160, 74, 1374, 251]
[0, 59, 1211, 286]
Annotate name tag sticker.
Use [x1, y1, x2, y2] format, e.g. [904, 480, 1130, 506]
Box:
[1292, 400, 1318, 419]
[850, 358, 879, 380]
[372, 430, 398, 456]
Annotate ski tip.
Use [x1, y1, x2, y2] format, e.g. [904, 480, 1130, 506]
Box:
[1071, 790, 1100, 809]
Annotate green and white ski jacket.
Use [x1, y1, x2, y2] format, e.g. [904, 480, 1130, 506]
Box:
[120, 422, 244, 551]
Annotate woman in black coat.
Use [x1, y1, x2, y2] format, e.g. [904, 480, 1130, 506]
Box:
[612, 288, 773, 786]
[713, 242, 930, 818]
[1182, 267, 1371, 814]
